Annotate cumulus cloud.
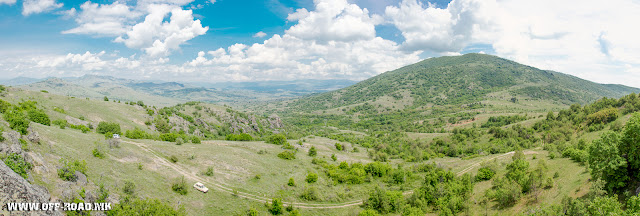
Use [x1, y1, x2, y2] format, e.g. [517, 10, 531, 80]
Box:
[253, 31, 267, 38]
[22, 0, 63, 16]
[114, 5, 208, 57]
[62, 1, 140, 36]
[63, 0, 207, 57]
[184, 0, 420, 81]
[382, 0, 640, 87]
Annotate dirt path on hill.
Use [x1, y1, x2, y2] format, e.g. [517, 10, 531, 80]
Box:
[122, 140, 536, 209]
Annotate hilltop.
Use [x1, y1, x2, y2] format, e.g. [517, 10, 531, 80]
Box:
[285, 53, 638, 112]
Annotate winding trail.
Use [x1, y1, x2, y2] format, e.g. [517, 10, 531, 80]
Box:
[123, 140, 534, 209]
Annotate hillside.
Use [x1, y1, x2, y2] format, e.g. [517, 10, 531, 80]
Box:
[286, 53, 639, 112]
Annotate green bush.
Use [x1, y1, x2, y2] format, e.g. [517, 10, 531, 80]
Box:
[2, 153, 32, 179]
[52, 119, 67, 129]
[0, 127, 5, 142]
[267, 134, 288, 145]
[4, 109, 30, 135]
[204, 167, 214, 176]
[27, 109, 50, 126]
[335, 143, 343, 151]
[306, 172, 318, 183]
[160, 133, 180, 142]
[106, 198, 185, 216]
[125, 128, 153, 139]
[225, 133, 253, 141]
[191, 136, 201, 144]
[175, 137, 184, 145]
[288, 178, 295, 186]
[96, 122, 121, 135]
[308, 146, 317, 156]
[300, 186, 319, 201]
[277, 151, 296, 160]
[92, 148, 106, 159]
[476, 167, 496, 181]
[169, 155, 178, 163]
[57, 159, 87, 181]
[123, 181, 136, 195]
[268, 198, 283, 215]
[70, 124, 90, 133]
[171, 176, 188, 195]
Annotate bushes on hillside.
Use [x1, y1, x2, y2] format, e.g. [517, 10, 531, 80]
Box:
[125, 128, 153, 139]
[2, 153, 32, 179]
[27, 109, 50, 126]
[586, 107, 619, 125]
[225, 133, 253, 141]
[277, 151, 296, 160]
[57, 159, 87, 181]
[3, 109, 30, 135]
[267, 134, 288, 145]
[363, 186, 403, 214]
[97, 122, 121, 135]
[106, 198, 185, 216]
[171, 176, 188, 195]
[306, 172, 318, 183]
[308, 146, 317, 156]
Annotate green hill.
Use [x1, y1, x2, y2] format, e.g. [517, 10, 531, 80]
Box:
[287, 53, 639, 112]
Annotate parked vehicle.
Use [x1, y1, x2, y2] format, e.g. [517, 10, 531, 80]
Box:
[193, 182, 208, 193]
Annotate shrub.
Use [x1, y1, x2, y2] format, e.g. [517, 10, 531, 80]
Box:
[70, 124, 90, 133]
[104, 96, 109, 101]
[306, 172, 318, 183]
[96, 122, 121, 135]
[171, 176, 188, 195]
[169, 155, 178, 163]
[331, 154, 337, 161]
[267, 134, 288, 145]
[123, 181, 135, 195]
[268, 198, 284, 215]
[308, 146, 317, 156]
[92, 147, 106, 159]
[335, 143, 343, 151]
[476, 167, 496, 181]
[4, 109, 30, 135]
[587, 108, 619, 125]
[225, 133, 253, 141]
[300, 186, 319, 201]
[175, 137, 184, 145]
[107, 198, 185, 216]
[204, 167, 214, 176]
[0, 127, 4, 142]
[191, 136, 201, 144]
[160, 133, 180, 142]
[125, 128, 152, 139]
[27, 109, 50, 126]
[288, 178, 295, 186]
[2, 153, 32, 179]
[57, 159, 87, 181]
[277, 151, 296, 160]
[282, 142, 294, 150]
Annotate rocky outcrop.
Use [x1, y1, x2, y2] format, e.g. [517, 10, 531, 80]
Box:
[0, 161, 63, 216]
[65, 116, 90, 127]
[26, 127, 40, 144]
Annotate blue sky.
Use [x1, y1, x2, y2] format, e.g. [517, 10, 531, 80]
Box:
[0, 0, 639, 87]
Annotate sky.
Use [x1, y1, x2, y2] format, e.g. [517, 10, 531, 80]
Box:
[0, 0, 639, 87]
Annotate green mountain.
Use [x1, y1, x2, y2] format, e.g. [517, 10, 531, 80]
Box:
[287, 53, 639, 112]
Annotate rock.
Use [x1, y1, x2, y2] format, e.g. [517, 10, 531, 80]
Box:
[75, 171, 87, 185]
[0, 160, 64, 216]
[26, 127, 40, 144]
[3, 130, 21, 145]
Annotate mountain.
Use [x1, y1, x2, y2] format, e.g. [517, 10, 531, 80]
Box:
[15, 75, 356, 107]
[287, 53, 639, 112]
[0, 77, 45, 86]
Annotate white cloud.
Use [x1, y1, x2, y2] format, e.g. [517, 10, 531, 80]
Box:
[22, 0, 63, 16]
[0, 0, 16, 5]
[383, 0, 640, 87]
[285, 0, 381, 43]
[253, 31, 267, 38]
[114, 5, 208, 57]
[62, 1, 140, 36]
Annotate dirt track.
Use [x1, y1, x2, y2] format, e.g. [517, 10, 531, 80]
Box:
[124, 140, 535, 209]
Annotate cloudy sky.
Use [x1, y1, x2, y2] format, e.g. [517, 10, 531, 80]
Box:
[0, 0, 639, 87]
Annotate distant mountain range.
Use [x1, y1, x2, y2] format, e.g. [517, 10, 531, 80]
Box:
[2, 75, 356, 107]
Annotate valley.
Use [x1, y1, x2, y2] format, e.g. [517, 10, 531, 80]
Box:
[2, 54, 640, 216]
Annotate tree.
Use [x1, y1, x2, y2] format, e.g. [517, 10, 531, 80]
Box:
[621, 113, 640, 180]
[588, 131, 628, 192]
[267, 134, 288, 145]
[308, 146, 317, 157]
[104, 96, 109, 101]
[97, 122, 121, 135]
[587, 196, 624, 215]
